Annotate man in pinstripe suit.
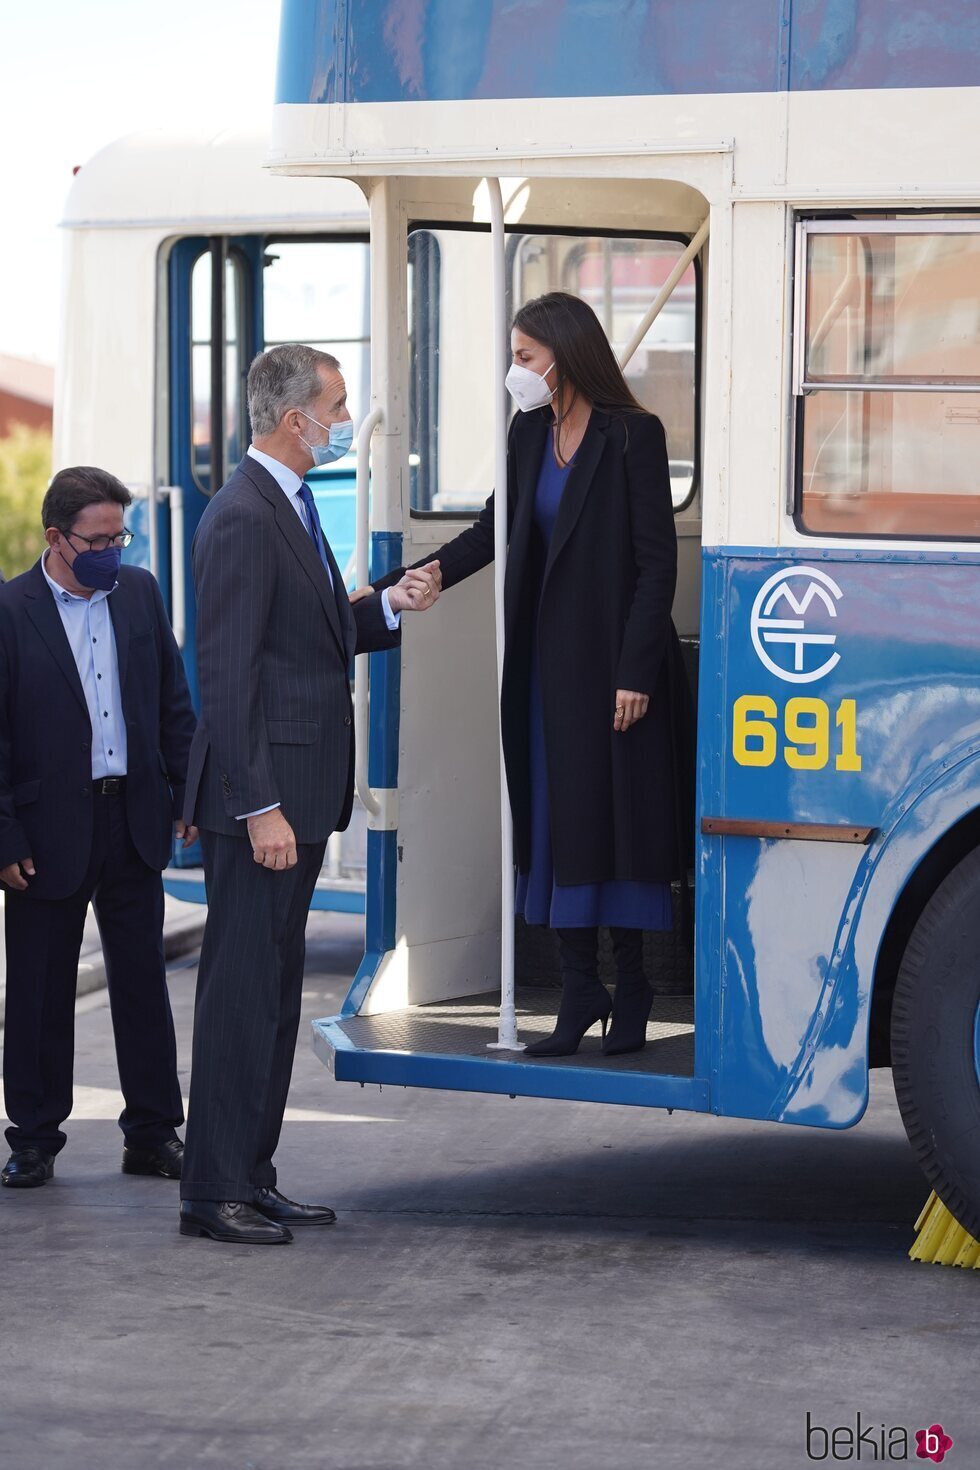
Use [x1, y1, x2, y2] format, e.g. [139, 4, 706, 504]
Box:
[179, 345, 440, 1245]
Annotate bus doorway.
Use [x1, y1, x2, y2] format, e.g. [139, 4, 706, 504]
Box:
[317, 174, 711, 1110]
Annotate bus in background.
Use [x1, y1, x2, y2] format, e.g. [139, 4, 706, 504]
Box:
[55, 124, 372, 909]
[268, 0, 980, 1262]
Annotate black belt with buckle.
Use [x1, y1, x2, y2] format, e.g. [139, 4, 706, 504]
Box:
[95, 777, 126, 796]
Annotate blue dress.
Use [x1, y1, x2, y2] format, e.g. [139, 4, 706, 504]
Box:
[515, 437, 673, 932]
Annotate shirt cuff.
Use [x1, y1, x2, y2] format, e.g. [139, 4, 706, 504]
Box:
[236, 803, 280, 820]
[380, 588, 401, 631]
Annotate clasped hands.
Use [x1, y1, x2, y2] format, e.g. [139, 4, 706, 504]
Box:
[352, 560, 443, 614]
[245, 564, 648, 873]
[247, 562, 444, 871]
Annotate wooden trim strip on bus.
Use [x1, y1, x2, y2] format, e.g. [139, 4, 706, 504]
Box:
[701, 818, 876, 845]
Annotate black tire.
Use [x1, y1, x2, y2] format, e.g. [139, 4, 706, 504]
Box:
[891, 847, 980, 1240]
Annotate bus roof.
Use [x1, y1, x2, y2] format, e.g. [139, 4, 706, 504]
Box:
[276, 0, 980, 106]
[62, 122, 368, 231]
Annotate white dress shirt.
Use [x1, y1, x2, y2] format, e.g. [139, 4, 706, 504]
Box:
[41, 551, 127, 779]
[239, 446, 399, 821]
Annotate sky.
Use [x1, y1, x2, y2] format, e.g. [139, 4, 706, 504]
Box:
[0, 0, 282, 366]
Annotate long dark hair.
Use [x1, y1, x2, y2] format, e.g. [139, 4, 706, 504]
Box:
[512, 291, 647, 456]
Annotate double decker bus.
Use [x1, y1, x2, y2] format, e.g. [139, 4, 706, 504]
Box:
[268, 0, 980, 1259]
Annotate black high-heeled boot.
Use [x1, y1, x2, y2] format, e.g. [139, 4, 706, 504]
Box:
[603, 927, 654, 1056]
[525, 927, 612, 1057]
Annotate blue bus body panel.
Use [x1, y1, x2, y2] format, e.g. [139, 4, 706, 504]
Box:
[323, 543, 980, 1126]
[699, 546, 980, 1130]
[277, 0, 980, 105]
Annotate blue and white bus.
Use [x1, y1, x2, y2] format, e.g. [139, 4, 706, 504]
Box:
[265, 0, 980, 1260]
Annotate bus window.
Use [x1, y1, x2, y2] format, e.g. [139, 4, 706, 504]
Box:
[796, 221, 980, 539]
[552, 236, 697, 509]
[190, 248, 247, 494]
[408, 227, 699, 516]
[263, 239, 371, 426]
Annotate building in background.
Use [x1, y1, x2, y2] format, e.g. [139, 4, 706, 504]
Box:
[0, 353, 54, 438]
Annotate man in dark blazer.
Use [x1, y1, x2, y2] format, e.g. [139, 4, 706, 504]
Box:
[179, 344, 440, 1245]
[0, 466, 197, 1187]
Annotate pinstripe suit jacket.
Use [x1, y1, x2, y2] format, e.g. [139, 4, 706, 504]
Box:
[183, 455, 399, 842]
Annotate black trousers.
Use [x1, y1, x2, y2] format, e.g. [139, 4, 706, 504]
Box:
[180, 829, 325, 1202]
[3, 789, 183, 1156]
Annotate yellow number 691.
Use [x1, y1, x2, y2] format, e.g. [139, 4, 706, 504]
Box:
[732, 695, 862, 772]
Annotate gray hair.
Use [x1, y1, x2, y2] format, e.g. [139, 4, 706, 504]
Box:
[247, 344, 340, 437]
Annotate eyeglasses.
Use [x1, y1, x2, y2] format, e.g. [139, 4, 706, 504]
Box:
[63, 527, 134, 552]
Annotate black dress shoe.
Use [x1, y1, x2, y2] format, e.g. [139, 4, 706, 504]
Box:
[254, 1186, 337, 1227]
[1, 1148, 55, 1188]
[179, 1200, 292, 1244]
[122, 1138, 184, 1179]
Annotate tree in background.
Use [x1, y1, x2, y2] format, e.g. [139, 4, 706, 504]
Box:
[0, 424, 50, 579]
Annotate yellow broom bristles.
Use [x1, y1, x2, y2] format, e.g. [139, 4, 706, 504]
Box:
[910, 1191, 980, 1269]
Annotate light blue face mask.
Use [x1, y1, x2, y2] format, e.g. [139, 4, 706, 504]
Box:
[298, 411, 354, 467]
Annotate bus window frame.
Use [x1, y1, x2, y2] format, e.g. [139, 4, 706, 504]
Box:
[188, 242, 251, 497]
[262, 231, 372, 355]
[792, 214, 980, 543]
[406, 220, 703, 521]
[183, 232, 372, 497]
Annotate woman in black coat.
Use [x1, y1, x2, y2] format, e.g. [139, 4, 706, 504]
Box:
[378, 291, 691, 1057]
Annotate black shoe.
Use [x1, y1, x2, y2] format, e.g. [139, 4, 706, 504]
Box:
[254, 1186, 337, 1227]
[122, 1138, 184, 1179]
[1, 1148, 55, 1189]
[179, 1200, 293, 1244]
[526, 929, 611, 1057]
[603, 931, 654, 1056]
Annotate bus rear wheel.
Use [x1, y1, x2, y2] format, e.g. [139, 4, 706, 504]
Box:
[891, 847, 980, 1240]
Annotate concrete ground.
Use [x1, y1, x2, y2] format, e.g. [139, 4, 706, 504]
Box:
[0, 913, 976, 1470]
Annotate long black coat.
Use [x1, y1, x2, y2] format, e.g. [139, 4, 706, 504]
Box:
[0, 561, 196, 900]
[389, 407, 694, 887]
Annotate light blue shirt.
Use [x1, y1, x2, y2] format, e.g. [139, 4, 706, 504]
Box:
[41, 551, 126, 779]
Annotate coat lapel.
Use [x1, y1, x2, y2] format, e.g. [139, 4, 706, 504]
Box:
[107, 578, 130, 690]
[240, 458, 348, 660]
[504, 411, 548, 633]
[22, 561, 88, 715]
[321, 533, 356, 663]
[541, 411, 609, 595]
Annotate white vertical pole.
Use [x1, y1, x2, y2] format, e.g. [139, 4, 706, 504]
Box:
[486, 176, 524, 1052]
[169, 484, 186, 649]
[354, 407, 383, 820]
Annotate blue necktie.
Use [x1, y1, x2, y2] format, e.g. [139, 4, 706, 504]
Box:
[297, 482, 331, 579]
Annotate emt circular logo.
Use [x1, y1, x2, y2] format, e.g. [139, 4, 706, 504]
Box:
[750, 566, 844, 685]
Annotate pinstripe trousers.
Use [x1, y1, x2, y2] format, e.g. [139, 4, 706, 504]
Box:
[179, 830, 326, 1201]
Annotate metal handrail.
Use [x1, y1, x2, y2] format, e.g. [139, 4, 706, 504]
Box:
[153, 485, 187, 648]
[618, 216, 710, 370]
[353, 408, 384, 818]
[485, 177, 523, 1053]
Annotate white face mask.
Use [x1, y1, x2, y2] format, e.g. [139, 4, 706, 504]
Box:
[505, 360, 555, 413]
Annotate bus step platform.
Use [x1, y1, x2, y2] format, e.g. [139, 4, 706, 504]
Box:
[313, 989, 706, 1111]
